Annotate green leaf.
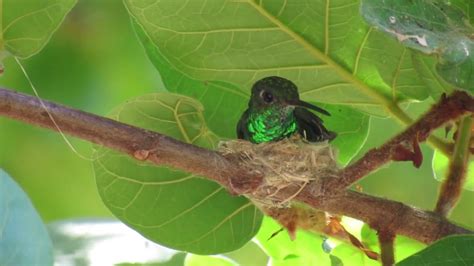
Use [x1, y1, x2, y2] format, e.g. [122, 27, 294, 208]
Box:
[412, 52, 453, 100]
[398, 235, 474, 266]
[1, 0, 77, 58]
[361, 0, 474, 93]
[447, 1, 474, 25]
[93, 93, 262, 255]
[320, 104, 370, 165]
[133, 20, 247, 139]
[255, 217, 332, 265]
[125, 0, 430, 118]
[0, 169, 53, 265]
[185, 254, 236, 266]
[223, 240, 269, 266]
[133, 20, 370, 165]
[432, 150, 474, 191]
[330, 244, 379, 266]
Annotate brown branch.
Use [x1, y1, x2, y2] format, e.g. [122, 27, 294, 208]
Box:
[0, 88, 471, 246]
[0, 88, 262, 194]
[435, 115, 473, 216]
[378, 230, 396, 266]
[326, 91, 474, 191]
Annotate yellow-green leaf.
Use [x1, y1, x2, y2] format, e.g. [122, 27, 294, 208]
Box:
[93, 93, 262, 254]
[1, 0, 77, 58]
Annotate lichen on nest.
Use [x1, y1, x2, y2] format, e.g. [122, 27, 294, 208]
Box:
[218, 136, 339, 208]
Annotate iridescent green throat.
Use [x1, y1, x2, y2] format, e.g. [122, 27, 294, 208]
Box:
[247, 106, 298, 143]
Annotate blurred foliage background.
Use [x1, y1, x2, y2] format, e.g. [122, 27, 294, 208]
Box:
[0, 0, 472, 233]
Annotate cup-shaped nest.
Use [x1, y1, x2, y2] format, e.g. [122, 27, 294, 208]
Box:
[218, 136, 339, 208]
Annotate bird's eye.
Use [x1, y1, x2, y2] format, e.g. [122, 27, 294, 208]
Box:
[261, 91, 274, 103]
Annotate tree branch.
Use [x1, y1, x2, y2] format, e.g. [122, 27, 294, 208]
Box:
[435, 115, 473, 216]
[378, 230, 396, 266]
[0, 88, 262, 193]
[0, 88, 471, 246]
[326, 91, 474, 191]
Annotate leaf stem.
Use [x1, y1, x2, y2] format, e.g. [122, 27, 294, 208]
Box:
[435, 114, 473, 216]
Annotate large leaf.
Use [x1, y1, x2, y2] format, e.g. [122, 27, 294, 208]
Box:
[411, 0, 473, 99]
[361, 0, 474, 93]
[318, 104, 370, 165]
[0, 169, 53, 265]
[398, 235, 474, 266]
[140, 20, 371, 163]
[93, 93, 262, 255]
[1, 0, 77, 58]
[412, 53, 453, 100]
[125, 0, 430, 118]
[133, 20, 247, 139]
[133, 20, 370, 165]
[255, 217, 332, 265]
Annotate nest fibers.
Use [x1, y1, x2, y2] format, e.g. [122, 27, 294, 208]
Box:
[218, 136, 339, 208]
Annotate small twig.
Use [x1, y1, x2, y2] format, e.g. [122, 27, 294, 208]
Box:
[378, 230, 396, 266]
[435, 115, 473, 216]
[0, 88, 471, 245]
[326, 91, 474, 191]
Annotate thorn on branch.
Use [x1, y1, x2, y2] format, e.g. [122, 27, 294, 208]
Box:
[133, 149, 151, 161]
[392, 135, 423, 168]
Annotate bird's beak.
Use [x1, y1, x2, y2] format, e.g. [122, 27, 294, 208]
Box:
[288, 100, 331, 116]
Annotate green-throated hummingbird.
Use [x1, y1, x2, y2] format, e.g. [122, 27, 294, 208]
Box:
[237, 76, 336, 143]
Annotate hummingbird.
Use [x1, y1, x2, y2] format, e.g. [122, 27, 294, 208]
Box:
[237, 76, 336, 144]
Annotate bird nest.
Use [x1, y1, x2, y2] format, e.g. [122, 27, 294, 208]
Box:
[218, 136, 339, 208]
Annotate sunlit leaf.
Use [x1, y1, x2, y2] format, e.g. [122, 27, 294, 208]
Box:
[361, 0, 474, 93]
[398, 235, 474, 266]
[126, 0, 430, 119]
[1, 0, 77, 58]
[255, 217, 332, 265]
[0, 169, 53, 265]
[330, 244, 378, 266]
[93, 93, 262, 254]
[432, 150, 474, 191]
[223, 240, 269, 266]
[185, 254, 236, 266]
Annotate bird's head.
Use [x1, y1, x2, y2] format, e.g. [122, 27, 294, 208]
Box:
[249, 76, 330, 116]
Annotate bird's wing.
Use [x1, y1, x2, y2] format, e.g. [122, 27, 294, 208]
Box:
[236, 109, 250, 140]
[294, 107, 336, 142]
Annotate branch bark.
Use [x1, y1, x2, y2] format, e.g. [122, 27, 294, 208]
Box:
[435, 115, 473, 216]
[0, 88, 471, 245]
[326, 91, 474, 191]
[378, 230, 396, 266]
